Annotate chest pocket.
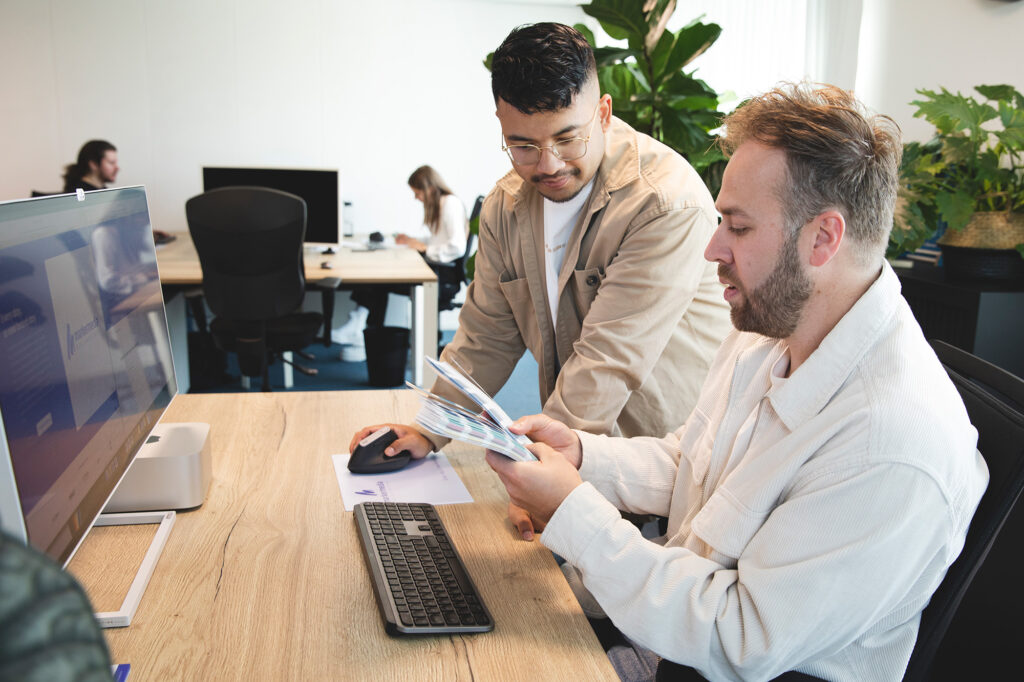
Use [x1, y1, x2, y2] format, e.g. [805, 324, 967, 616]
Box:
[498, 274, 538, 345]
[690, 489, 772, 562]
[678, 409, 713, 487]
[570, 267, 604, 318]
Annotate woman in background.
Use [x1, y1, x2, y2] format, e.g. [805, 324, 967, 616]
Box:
[337, 165, 468, 361]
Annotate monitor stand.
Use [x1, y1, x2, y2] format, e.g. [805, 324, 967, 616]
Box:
[92, 510, 176, 628]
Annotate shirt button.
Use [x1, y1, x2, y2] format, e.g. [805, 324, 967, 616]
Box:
[586, 275, 599, 286]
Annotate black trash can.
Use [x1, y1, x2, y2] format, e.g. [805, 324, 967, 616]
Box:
[363, 326, 410, 387]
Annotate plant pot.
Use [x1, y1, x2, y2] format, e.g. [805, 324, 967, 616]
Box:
[938, 212, 1024, 282]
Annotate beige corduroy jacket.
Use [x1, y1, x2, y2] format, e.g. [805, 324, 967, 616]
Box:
[428, 117, 731, 442]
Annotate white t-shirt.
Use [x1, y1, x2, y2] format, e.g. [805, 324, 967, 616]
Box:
[423, 194, 468, 264]
[542, 179, 595, 326]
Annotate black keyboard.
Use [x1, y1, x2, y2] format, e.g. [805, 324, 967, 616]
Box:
[354, 502, 494, 635]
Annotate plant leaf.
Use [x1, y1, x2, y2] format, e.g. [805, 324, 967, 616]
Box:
[912, 87, 998, 137]
[664, 21, 722, 75]
[593, 45, 641, 67]
[643, 0, 677, 53]
[573, 22, 597, 47]
[976, 84, 1023, 106]
[583, 0, 648, 41]
[934, 188, 976, 232]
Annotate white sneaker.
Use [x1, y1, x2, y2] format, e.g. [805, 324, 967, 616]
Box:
[340, 345, 366, 362]
[333, 306, 369, 346]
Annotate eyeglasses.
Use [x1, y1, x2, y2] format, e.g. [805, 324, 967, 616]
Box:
[501, 103, 601, 166]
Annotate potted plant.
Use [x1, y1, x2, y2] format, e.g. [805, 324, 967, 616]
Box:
[890, 84, 1024, 281]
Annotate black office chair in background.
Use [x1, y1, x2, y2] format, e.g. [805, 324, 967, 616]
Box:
[435, 194, 482, 314]
[901, 340, 1024, 681]
[185, 187, 326, 391]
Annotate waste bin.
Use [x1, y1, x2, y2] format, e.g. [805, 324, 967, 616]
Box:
[363, 326, 410, 387]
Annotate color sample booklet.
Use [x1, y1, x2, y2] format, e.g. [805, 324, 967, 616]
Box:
[410, 356, 537, 462]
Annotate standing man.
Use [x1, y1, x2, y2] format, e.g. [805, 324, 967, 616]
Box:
[63, 140, 119, 193]
[350, 23, 731, 536]
[485, 83, 989, 680]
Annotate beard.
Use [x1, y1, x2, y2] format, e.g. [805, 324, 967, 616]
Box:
[720, 230, 812, 339]
[530, 167, 583, 202]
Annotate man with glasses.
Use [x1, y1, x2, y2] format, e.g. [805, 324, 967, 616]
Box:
[349, 22, 730, 537]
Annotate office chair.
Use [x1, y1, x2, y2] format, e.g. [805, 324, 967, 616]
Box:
[656, 342, 1024, 682]
[901, 340, 1024, 681]
[185, 186, 325, 391]
[0, 532, 113, 680]
[435, 194, 482, 314]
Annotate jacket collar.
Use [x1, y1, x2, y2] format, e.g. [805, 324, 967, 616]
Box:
[767, 263, 902, 430]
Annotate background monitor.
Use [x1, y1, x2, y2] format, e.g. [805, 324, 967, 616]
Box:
[0, 186, 176, 566]
[202, 166, 340, 247]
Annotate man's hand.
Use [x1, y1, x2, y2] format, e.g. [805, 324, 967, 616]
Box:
[395, 234, 426, 252]
[487, 441, 583, 528]
[508, 414, 582, 469]
[348, 423, 434, 459]
[508, 502, 546, 541]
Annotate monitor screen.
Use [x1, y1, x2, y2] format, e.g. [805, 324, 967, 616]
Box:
[0, 187, 176, 566]
[202, 166, 340, 245]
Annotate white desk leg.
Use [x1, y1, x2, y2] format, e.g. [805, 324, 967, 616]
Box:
[410, 283, 438, 386]
[282, 351, 294, 389]
[423, 280, 438, 366]
[412, 285, 424, 386]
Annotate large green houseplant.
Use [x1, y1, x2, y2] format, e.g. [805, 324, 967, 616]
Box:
[890, 84, 1024, 273]
[576, 0, 727, 193]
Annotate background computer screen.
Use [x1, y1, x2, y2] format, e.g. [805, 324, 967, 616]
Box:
[202, 166, 340, 245]
[0, 186, 176, 566]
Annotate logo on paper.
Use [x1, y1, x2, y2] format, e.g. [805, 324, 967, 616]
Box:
[65, 316, 100, 358]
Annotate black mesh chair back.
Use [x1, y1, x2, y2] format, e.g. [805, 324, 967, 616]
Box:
[902, 340, 1024, 681]
[437, 195, 482, 312]
[186, 186, 323, 390]
[187, 187, 307, 320]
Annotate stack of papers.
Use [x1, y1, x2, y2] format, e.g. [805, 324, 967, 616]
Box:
[409, 357, 537, 462]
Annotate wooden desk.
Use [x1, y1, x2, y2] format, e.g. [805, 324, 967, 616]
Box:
[69, 391, 616, 681]
[156, 235, 439, 386]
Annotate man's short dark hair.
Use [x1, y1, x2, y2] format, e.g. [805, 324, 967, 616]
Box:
[491, 23, 597, 114]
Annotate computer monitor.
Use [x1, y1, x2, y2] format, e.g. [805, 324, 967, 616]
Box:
[202, 166, 340, 248]
[0, 186, 176, 568]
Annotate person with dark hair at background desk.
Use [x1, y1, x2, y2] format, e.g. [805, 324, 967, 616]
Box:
[336, 164, 467, 361]
[484, 83, 989, 681]
[63, 139, 118, 193]
[62, 139, 173, 245]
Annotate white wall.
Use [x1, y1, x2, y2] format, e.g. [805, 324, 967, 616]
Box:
[856, 0, 1024, 142]
[3, 0, 1022, 237]
[0, 0, 586, 236]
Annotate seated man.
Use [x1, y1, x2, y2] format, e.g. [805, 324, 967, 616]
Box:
[485, 83, 989, 681]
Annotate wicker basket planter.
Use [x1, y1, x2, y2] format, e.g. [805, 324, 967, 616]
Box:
[938, 212, 1024, 282]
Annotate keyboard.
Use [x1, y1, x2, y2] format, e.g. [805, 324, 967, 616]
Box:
[354, 502, 494, 635]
